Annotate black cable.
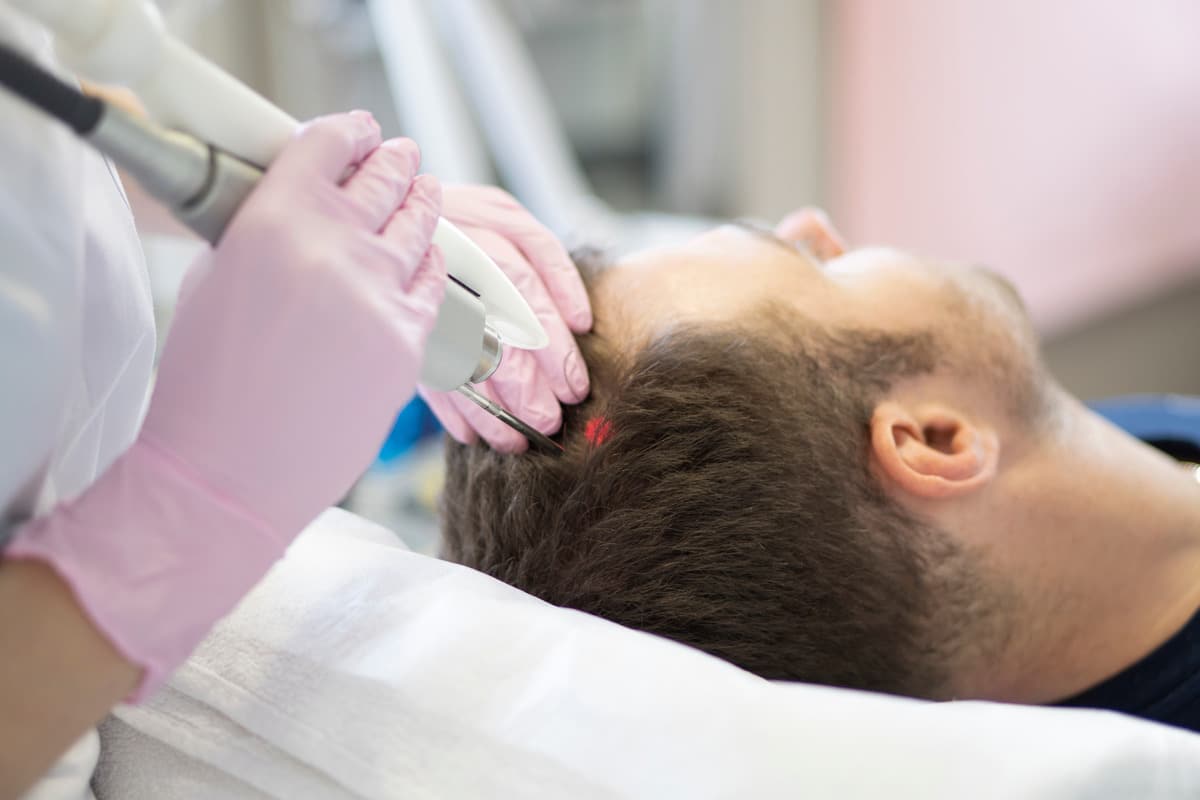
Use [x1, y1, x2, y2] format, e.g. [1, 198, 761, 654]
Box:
[0, 42, 102, 134]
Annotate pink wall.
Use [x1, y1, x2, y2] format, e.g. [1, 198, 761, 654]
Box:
[830, 1, 1200, 333]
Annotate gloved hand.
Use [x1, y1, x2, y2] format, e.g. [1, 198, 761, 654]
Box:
[420, 185, 592, 452]
[7, 112, 445, 697]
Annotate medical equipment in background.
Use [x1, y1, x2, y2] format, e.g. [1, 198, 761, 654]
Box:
[0, 0, 564, 453]
[364, 0, 492, 187]
[368, 0, 616, 243]
[368, 0, 715, 255]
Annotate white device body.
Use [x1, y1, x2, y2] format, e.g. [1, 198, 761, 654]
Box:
[7, 0, 548, 392]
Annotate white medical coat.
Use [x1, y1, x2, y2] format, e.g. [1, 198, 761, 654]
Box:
[0, 8, 157, 798]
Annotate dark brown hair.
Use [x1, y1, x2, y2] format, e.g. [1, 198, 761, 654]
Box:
[440, 303, 993, 698]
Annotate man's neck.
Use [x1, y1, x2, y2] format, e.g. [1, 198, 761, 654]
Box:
[969, 400, 1200, 704]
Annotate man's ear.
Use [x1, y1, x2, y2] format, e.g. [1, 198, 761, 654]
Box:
[774, 207, 847, 260]
[870, 401, 999, 500]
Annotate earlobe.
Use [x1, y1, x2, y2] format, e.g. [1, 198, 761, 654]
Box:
[870, 402, 999, 500]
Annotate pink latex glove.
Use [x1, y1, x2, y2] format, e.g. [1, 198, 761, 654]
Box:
[419, 185, 592, 452]
[8, 112, 445, 698]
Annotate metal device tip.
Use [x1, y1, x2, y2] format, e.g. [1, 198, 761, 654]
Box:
[454, 384, 564, 454]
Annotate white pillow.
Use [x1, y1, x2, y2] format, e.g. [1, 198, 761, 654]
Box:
[98, 509, 1200, 799]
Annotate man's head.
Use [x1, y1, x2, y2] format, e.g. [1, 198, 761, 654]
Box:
[440, 211, 1064, 699]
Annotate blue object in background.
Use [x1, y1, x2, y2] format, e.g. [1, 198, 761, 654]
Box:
[377, 397, 443, 465]
[1090, 394, 1200, 462]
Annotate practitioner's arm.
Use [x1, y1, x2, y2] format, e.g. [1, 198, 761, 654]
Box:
[0, 558, 139, 797]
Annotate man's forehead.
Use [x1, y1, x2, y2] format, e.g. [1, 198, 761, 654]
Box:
[588, 261, 714, 344]
[586, 236, 831, 347]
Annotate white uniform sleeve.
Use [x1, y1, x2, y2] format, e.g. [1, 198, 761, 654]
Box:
[0, 13, 85, 535]
[1, 10, 133, 800]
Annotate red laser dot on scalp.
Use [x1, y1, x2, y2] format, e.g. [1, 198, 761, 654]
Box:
[584, 416, 613, 446]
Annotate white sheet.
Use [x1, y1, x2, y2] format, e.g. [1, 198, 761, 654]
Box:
[96, 508, 1200, 799]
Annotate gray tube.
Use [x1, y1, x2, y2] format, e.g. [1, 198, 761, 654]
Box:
[87, 103, 263, 244]
[176, 148, 263, 244]
[88, 104, 210, 210]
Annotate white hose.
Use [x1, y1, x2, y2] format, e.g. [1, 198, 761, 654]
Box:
[432, 0, 619, 242]
[365, 0, 492, 184]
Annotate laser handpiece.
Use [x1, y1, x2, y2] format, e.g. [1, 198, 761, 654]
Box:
[0, 43, 264, 245]
[0, 37, 558, 451]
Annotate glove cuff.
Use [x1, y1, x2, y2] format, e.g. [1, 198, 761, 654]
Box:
[6, 438, 283, 701]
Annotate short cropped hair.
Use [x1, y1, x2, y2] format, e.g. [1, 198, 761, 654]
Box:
[440, 286, 996, 698]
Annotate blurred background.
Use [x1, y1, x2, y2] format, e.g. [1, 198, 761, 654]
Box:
[132, 0, 1200, 542]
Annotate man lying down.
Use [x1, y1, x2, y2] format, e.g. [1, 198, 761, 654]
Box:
[439, 209, 1200, 734]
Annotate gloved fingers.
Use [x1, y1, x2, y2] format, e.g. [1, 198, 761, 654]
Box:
[276, 110, 382, 183]
[340, 138, 420, 232]
[444, 185, 593, 332]
[422, 364, 559, 450]
[774, 207, 847, 260]
[393, 244, 447, 321]
[389, 246, 447, 410]
[381, 175, 443, 287]
[405, 243, 448, 305]
[464, 227, 590, 404]
[421, 389, 477, 445]
[447, 382, 529, 453]
[530, 319, 589, 406]
[500, 214, 592, 334]
[489, 349, 563, 435]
